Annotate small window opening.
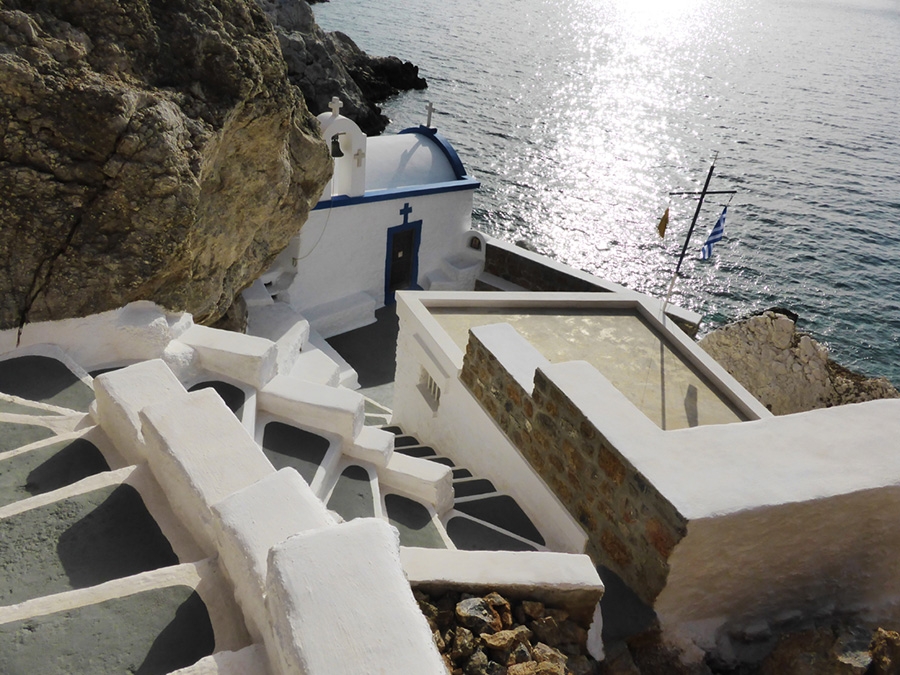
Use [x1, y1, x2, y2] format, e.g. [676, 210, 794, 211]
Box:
[419, 369, 441, 411]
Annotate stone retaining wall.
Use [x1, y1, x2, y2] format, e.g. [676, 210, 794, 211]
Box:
[482, 243, 607, 294]
[460, 331, 687, 605]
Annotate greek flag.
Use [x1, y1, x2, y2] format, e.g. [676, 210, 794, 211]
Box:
[700, 206, 727, 260]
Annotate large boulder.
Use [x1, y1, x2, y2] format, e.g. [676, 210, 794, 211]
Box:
[0, 0, 332, 331]
[256, 0, 425, 135]
[699, 309, 899, 414]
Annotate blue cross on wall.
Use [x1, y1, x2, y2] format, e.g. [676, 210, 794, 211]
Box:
[399, 202, 414, 224]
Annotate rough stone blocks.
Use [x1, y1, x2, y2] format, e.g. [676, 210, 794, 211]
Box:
[140, 388, 275, 555]
[265, 518, 446, 675]
[258, 374, 364, 440]
[179, 324, 278, 389]
[212, 468, 336, 642]
[93, 358, 188, 465]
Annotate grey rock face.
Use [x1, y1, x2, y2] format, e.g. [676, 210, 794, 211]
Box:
[0, 0, 332, 330]
[256, 0, 426, 135]
[700, 310, 899, 414]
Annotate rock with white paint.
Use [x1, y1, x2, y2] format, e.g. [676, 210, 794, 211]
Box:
[140, 388, 275, 555]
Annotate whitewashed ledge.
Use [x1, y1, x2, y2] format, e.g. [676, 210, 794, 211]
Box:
[401, 547, 605, 629]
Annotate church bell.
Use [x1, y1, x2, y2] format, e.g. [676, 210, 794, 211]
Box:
[330, 134, 344, 158]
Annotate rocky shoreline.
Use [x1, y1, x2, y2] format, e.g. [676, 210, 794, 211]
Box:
[257, 0, 426, 135]
[699, 309, 899, 415]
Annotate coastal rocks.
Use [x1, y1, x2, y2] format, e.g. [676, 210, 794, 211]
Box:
[699, 310, 899, 415]
[457, 597, 504, 635]
[415, 590, 600, 675]
[869, 628, 900, 675]
[757, 626, 868, 675]
[325, 30, 426, 104]
[256, 0, 426, 135]
[0, 0, 331, 330]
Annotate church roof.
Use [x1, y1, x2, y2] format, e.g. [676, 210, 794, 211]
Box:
[365, 127, 468, 190]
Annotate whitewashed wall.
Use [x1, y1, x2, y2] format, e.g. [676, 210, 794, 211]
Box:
[0, 301, 193, 372]
[391, 294, 589, 554]
[276, 190, 476, 320]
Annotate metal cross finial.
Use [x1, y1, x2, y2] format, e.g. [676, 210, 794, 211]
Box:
[426, 102, 435, 128]
[329, 97, 343, 116]
[354, 148, 366, 167]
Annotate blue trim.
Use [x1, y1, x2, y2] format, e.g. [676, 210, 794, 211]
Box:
[313, 178, 480, 210]
[384, 202, 423, 305]
[399, 126, 469, 180]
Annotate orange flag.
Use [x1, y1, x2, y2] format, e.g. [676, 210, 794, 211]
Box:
[657, 208, 669, 238]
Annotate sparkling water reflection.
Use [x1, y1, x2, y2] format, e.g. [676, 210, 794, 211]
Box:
[315, 0, 900, 384]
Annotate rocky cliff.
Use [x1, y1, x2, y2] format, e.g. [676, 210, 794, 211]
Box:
[0, 0, 332, 331]
[256, 0, 426, 135]
[700, 309, 899, 415]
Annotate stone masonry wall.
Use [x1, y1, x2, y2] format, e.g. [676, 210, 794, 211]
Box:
[460, 332, 688, 606]
[481, 244, 606, 293]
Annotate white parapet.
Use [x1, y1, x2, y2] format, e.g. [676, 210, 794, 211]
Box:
[400, 548, 605, 625]
[471, 322, 550, 391]
[93, 359, 189, 465]
[246, 303, 311, 377]
[258, 374, 364, 440]
[287, 348, 341, 387]
[140, 388, 275, 555]
[242, 279, 275, 308]
[2, 301, 193, 369]
[211, 469, 336, 643]
[178, 324, 278, 389]
[169, 645, 270, 675]
[264, 518, 446, 675]
[289, 291, 378, 340]
[377, 452, 454, 515]
[305, 327, 359, 389]
[344, 425, 394, 468]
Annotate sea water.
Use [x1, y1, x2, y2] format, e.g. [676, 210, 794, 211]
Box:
[314, 0, 900, 385]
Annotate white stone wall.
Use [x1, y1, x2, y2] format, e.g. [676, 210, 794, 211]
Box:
[276, 191, 476, 321]
[93, 356, 448, 675]
[658, 485, 900, 657]
[0, 301, 193, 370]
[391, 295, 590, 554]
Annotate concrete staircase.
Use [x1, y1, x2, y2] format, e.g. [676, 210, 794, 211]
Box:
[382, 425, 547, 552]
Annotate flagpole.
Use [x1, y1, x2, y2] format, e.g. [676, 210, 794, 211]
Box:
[675, 153, 718, 276]
[661, 152, 719, 319]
